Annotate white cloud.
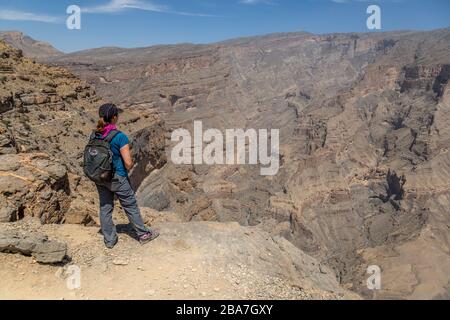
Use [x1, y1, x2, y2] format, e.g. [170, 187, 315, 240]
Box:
[0, 9, 62, 23]
[239, 0, 276, 4]
[82, 0, 166, 14]
[82, 0, 217, 17]
[0, 0, 217, 24]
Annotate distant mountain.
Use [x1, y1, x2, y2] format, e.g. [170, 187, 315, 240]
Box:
[0, 31, 63, 59]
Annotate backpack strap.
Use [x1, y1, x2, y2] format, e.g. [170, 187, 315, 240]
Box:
[104, 129, 121, 143]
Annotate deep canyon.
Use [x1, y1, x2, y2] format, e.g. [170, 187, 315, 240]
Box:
[1, 28, 449, 299]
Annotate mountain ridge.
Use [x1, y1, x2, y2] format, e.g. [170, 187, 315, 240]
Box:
[3, 27, 449, 62]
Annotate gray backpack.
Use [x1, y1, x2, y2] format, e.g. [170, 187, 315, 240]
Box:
[83, 130, 120, 184]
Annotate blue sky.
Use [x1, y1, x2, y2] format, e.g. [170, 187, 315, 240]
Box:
[0, 0, 449, 53]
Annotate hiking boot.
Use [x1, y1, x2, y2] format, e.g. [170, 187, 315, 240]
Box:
[139, 230, 159, 245]
[105, 237, 118, 249]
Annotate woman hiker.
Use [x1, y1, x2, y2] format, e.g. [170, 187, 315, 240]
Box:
[94, 103, 159, 249]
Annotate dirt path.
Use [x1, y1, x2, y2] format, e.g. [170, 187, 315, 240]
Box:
[1, 224, 236, 300]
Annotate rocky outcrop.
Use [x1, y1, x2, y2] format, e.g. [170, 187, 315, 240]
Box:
[0, 40, 97, 224]
[400, 64, 450, 97]
[0, 230, 67, 263]
[156, 221, 354, 298]
[0, 153, 70, 224]
[0, 40, 166, 225]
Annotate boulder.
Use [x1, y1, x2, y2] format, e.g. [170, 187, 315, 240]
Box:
[64, 197, 95, 225]
[0, 203, 17, 223]
[0, 230, 67, 263]
[140, 188, 171, 211]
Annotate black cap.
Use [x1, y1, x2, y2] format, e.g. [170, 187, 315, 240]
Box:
[99, 103, 119, 122]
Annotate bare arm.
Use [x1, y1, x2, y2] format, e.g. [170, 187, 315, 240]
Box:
[120, 144, 134, 171]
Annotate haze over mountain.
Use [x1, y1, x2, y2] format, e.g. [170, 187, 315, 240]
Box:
[1, 28, 450, 299]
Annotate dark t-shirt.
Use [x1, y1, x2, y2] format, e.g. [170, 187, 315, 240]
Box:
[109, 132, 130, 177]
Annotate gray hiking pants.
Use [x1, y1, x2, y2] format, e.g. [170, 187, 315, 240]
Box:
[96, 174, 150, 246]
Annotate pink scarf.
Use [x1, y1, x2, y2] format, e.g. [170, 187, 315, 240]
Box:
[102, 124, 117, 139]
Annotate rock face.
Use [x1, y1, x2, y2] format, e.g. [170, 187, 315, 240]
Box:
[128, 121, 166, 191]
[0, 153, 70, 224]
[0, 230, 67, 263]
[48, 28, 450, 299]
[156, 221, 354, 298]
[0, 40, 166, 225]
